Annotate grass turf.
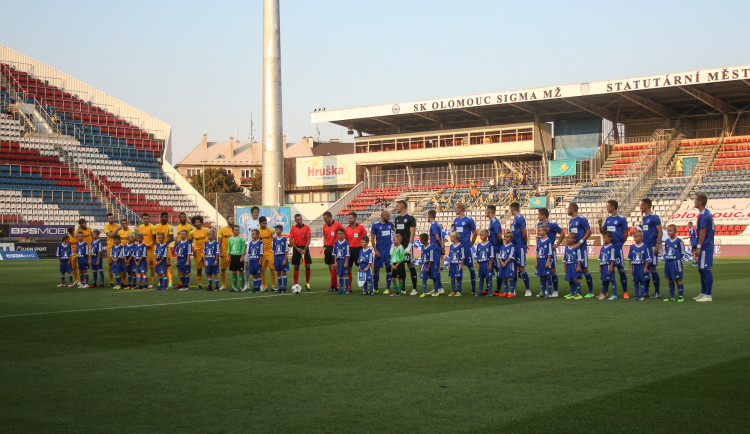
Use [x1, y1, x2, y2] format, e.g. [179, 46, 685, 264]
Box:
[0, 258, 748, 433]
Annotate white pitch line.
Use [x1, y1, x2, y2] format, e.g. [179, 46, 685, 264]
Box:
[0, 291, 318, 319]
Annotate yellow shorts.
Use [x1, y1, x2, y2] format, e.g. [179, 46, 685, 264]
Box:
[261, 255, 275, 271]
[146, 247, 156, 268]
[220, 253, 230, 270]
[107, 246, 114, 264]
[194, 253, 205, 269]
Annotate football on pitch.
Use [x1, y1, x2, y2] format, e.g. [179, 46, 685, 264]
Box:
[292, 284, 302, 294]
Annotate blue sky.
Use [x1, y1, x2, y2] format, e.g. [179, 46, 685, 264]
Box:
[2, 0, 748, 162]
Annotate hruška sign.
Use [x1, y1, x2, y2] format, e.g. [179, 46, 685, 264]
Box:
[296, 155, 356, 187]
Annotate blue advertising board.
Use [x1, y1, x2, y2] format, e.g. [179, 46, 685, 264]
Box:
[234, 206, 292, 235]
[0, 250, 39, 260]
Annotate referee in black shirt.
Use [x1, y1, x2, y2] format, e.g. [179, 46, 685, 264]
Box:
[393, 199, 418, 294]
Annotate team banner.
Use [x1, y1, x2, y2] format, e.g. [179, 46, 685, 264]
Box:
[528, 196, 547, 208]
[296, 155, 356, 187]
[668, 199, 750, 225]
[0, 250, 39, 260]
[548, 159, 576, 177]
[235, 206, 292, 235]
[9, 224, 71, 238]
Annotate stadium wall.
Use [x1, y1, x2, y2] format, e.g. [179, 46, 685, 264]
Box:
[162, 159, 227, 226]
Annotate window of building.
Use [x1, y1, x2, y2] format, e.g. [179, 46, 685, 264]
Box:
[186, 168, 201, 178]
[241, 169, 255, 178]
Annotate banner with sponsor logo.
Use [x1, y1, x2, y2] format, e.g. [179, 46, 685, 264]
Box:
[528, 196, 547, 208]
[668, 199, 750, 225]
[0, 250, 39, 260]
[15, 242, 61, 259]
[235, 206, 291, 235]
[9, 224, 71, 238]
[296, 155, 356, 187]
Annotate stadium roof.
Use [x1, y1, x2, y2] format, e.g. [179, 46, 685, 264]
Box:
[177, 137, 312, 167]
[311, 65, 750, 136]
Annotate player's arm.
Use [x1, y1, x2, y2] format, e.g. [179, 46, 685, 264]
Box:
[655, 224, 663, 253]
[370, 228, 378, 253]
[344, 247, 349, 268]
[581, 228, 592, 244]
[470, 228, 477, 245]
[521, 227, 528, 248]
[409, 226, 416, 249]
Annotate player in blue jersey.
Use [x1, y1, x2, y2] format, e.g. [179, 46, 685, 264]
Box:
[175, 230, 193, 290]
[447, 232, 465, 296]
[567, 203, 594, 297]
[357, 236, 374, 295]
[598, 232, 617, 300]
[640, 198, 663, 298]
[123, 234, 136, 289]
[508, 202, 531, 296]
[662, 224, 686, 302]
[417, 233, 436, 297]
[563, 233, 583, 300]
[453, 203, 478, 294]
[485, 204, 503, 259]
[537, 208, 564, 297]
[154, 233, 169, 290]
[272, 225, 289, 293]
[693, 193, 715, 301]
[497, 232, 517, 297]
[244, 229, 264, 293]
[427, 210, 445, 274]
[597, 200, 630, 298]
[371, 210, 395, 294]
[76, 232, 91, 288]
[109, 235, 124, 289]
[134, 233, 148, 289]
[204, 229, 220, 291]
[535, 225, 553, 298]
[334, 229, 350, 295]
[475, 229, 495, 297]
[628, 230, 652, 301]
[90, 229, 104, 288]
[687, 221, 698, 265]
[56, 235, 74, 286]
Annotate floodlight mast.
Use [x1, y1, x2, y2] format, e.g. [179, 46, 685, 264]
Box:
[262, 0, 284, 206]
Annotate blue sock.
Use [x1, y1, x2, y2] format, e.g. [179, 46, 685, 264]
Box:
[343, 277, 349, 290]
[602, 281, 609, 295]
[468, 266, 476, 291]
[451, 279, 456, 293]
[568, 281, 576, 294]
[540, 278, 546, 295]
[704, 269, 713, 296]
[373, 272, 380, 291]
[69, 275, 74, 283]
[115, 276, 121, 286]
[510, 278, 517, 293]
[61, 275, 65, 284]
[503, 280, 509, 293]
[99, 270, 104, 285]
[611, 279, 617, 297]
[277, 276, 283, 289]
[487, 277, 492, 293]
[583, 271, 593, 293]
[92, 272, 98, 285]
[456, 278, 462, 293]
[339, 276, 343, 291]
[575, 281, 581, 295]
[618, 268, 628, 294]
[678, 283, 683, 296]
[520, 270, 530, 290]
[497, 277, 503, 292]
[283, 275, 287, 290]
[668, 281, 675, 298]
[478, 276, 485, 293]
[698, 269, 705, 294]
[551, 273, 558, 292]
[436, 276, 443, 290]
[422, 279, 428, 294]
[650, 269, 660, 294]
[386, 271, 392, 290]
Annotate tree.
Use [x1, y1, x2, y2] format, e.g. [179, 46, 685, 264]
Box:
[248, 169, 262, 191]
[189, 167, 242, 201]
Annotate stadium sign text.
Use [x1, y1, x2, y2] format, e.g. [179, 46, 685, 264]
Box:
[605, 67, 750, 92]
[0, 250, 39, 261]
[9, 225, 70, 238]
[413, 88, 562, 112]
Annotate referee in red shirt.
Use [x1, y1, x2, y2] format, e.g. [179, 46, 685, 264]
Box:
[344, 211, 367, 291]
[290, 213, 312, 290]
[323, 211, 344, 291]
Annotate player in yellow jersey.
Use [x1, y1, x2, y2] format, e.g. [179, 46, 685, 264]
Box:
[117, 219, 134, 246]
[76, 218, 93, 246]
[152, 212, 174, 288]
[67, 226, 80, 285]
[138, 213, 157, 288]
[173, 212, 194, 289]
[218, 215, 235, 289]
[257, 216, 276, 291]
[190, 216, 208, 289]
[103, 213, 121, 286]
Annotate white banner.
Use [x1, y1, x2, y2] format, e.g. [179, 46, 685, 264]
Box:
[668, 199, 750, 225]
[296, 155, 356, 187]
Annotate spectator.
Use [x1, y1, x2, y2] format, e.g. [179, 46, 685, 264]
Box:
[489, 177, 496, 192]
[676, 158, 683, 177]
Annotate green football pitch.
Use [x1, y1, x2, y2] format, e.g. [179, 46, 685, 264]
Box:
[1, 258, 748, 433]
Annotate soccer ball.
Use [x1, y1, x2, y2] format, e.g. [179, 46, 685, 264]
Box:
[292, 284, 302, 294]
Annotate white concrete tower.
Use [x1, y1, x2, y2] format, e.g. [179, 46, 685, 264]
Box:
[262, 0, 284, 205]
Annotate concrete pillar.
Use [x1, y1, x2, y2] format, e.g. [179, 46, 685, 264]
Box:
[262, 0, 284, 206]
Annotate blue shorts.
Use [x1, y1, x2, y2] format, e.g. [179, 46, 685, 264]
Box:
[630, 264, 649, 282]
[514, 244, 527, 267]
[449, 263, 463, 279]
[336, 259, 348, 277]
[374, 249, 391, 269]
[611, 246, 625, 268]
[564, 262, 581, 282]
[247, 260, 262, 275]
[137, 261, 148, 274]
[205, 264, 218, 275]
[177, 261, 191, 274]
[500, 262, 516, 279]
[91, 261, 102, 271]
[126, 261, 137, 273]
[112, 261, 123, 274]
[59, 260, 72, 274]
[664, 259, 683, 281]
[460, 243, 474, 264]
[697, 247, 713, 270]
[536, 257, 551, 277]
[646, 244, 659, 266]
[549, 250, 557, 270]
[477, 261, 492, 278]
[155, 262, 168, 274]
[274, 255, 289, 272]
[600, 264, 614, 282]
[578, 246, 589, 269]
[78, 260, 89, 272]
[420, 264, 438, 280]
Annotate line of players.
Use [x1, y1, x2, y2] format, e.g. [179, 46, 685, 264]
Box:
[325, 194, 715, 302]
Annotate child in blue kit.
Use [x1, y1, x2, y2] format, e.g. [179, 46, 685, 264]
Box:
[76, 232, 91, 288]
[417, 233, 438, 297]
[598, 232, 617, 300]
[154, 233, 169, 290]
[134, 233, 148, 289]
[447, 232, 464, 296]
[57, 235, 73, 286]
[272, 225, 289, 293]
[628, 230, 652, 301]
[358, 236, 374, 295]
[663, 224, 685, 302]
[563, 232, 583, 300]
[175, 230, 193, 290]
[475, 229, 494, 297]
[334, 228, 350, 294]
[110, 235, 124, 289]
[90, 229, 104, 288]
[123, 234, 136, 289]
[497, 232, 517, 297]
[245, 229, 264, 293]
[204, 229, 220, 291]
[535, 224, 553, 298]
